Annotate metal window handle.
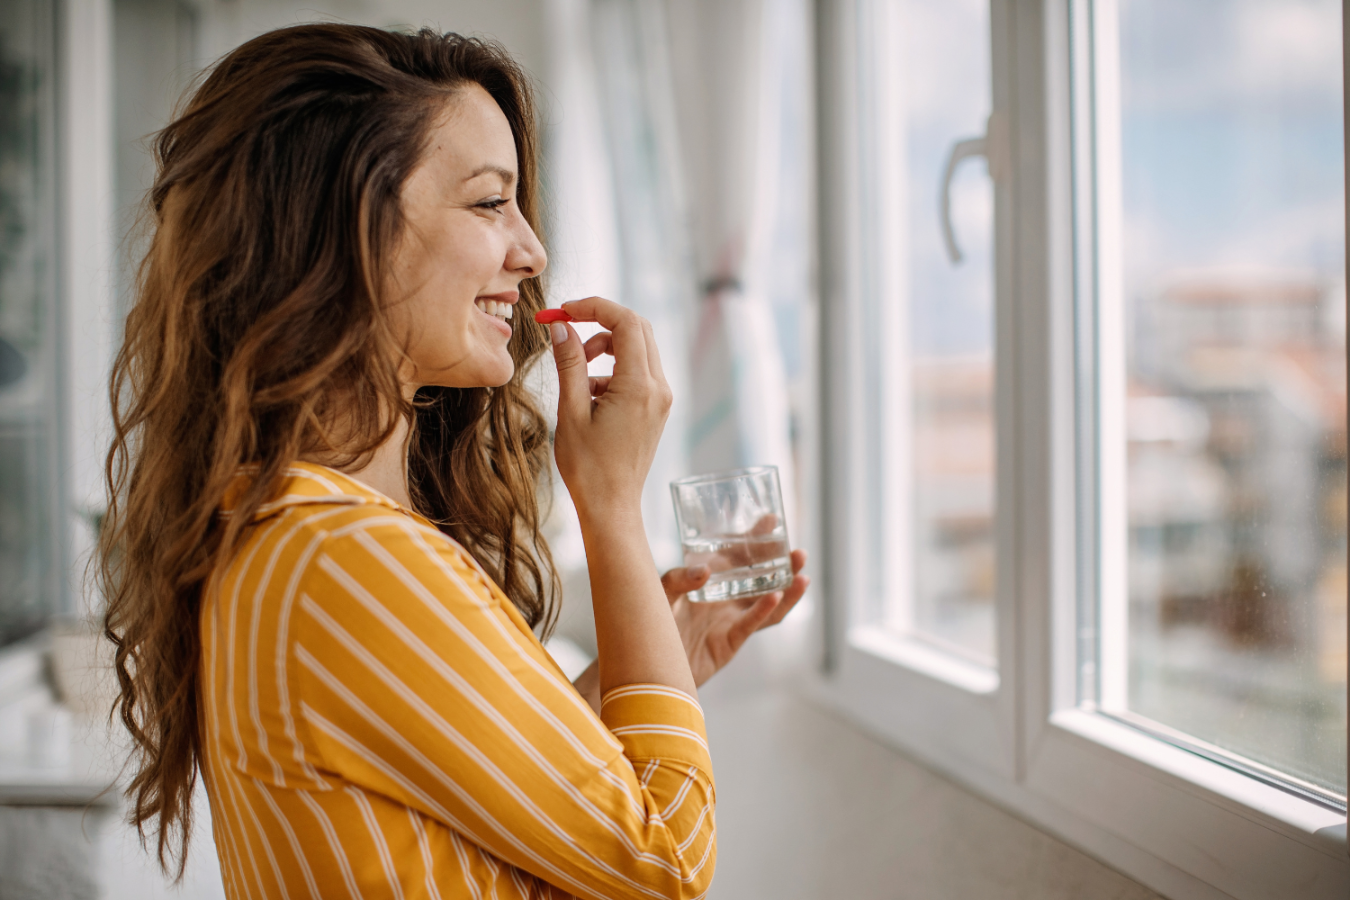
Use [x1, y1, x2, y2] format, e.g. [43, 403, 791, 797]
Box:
[939, 112, 1007, 265]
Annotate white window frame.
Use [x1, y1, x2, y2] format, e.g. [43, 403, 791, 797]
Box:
[809, 2, 1350, 898]
[812, 0, 1020, 785]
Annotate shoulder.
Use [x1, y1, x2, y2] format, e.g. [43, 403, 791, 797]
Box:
[220, 500, 489, 608]
[213, 461, 508, 630]
[282, 508, 527, 686]
[227, 499, 408, 575]
[290, 505, 501, 617]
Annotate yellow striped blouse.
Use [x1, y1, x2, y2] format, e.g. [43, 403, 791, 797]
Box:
[200, 463, 716, 900]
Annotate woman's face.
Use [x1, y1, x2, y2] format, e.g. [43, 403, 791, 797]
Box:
[386, 83, 547, 390]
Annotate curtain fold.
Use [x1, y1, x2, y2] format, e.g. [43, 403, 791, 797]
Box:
[670, 0, 810, 533]
[588, 0, 697, 566]
[543, 0, 810, 568]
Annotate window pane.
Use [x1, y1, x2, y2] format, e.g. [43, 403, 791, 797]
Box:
[1113, 0, 1346, 796]
[866, 0, 996, 663]
[0, 0, 58, 647]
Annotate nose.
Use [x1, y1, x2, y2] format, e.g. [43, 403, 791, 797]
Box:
[506, 206, 547, 279]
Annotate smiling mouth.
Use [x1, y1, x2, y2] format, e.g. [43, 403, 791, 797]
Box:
[475, 299, 514, 321]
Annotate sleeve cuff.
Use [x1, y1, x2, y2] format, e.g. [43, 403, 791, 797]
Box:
[599, 683, 712, 772]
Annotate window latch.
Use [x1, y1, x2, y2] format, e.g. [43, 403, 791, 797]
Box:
[939, 111, 1008, 264]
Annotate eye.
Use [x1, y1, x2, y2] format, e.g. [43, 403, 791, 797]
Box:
[476, 197, 509, 212]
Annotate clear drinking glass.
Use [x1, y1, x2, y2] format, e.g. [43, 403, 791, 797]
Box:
[671, 467, 793, 603]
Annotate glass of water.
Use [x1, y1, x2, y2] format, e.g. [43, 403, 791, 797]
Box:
[670, 467, 793, 602]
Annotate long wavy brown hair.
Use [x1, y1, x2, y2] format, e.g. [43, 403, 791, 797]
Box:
[98, 24, 559, 877]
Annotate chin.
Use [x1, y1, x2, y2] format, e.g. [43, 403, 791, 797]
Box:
[479, 356, 517, 388]
[422, 348, 516, 389]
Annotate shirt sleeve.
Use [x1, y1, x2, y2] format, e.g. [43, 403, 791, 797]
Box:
[289, 512, 716, 900]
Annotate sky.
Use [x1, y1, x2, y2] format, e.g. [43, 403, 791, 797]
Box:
[1120, 0, 1344, 286]
[895, 0, 1344, 357]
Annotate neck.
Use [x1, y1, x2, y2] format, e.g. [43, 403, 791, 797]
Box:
[333, 414, 414, 509]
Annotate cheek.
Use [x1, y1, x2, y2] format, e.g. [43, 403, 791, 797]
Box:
[391, 218, 515, 381]
[438, 219, 507, 282]
[400, 233, 488, 328]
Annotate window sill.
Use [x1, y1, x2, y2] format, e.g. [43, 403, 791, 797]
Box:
[1036, 707, 1344, 863]
[849, 627, 999, 695]
[806, 666, 1348, 900]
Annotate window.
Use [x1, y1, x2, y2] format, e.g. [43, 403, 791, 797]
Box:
[1084, 0, 1347, 806]
[0, 0, 59, 648]
[860, 0, 999, 666]
[819, 0, 1015, 785]
[816, 1, 1349, 897]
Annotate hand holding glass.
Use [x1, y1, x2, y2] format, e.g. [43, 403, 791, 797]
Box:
[671, 467, 793, 602]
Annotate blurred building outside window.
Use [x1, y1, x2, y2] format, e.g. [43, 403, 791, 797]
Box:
[1090, 0, 1347, 802]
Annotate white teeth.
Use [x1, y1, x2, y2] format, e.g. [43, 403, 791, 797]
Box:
[476, 299, 513, 320]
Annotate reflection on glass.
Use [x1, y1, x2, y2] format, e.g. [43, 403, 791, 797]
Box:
[1117, 0, 1346, 795]
[875, 0, 996, 662]
[0, 0, 56, 647]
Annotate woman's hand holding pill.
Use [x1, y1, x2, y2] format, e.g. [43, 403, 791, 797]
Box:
[545, 297, 672, 525]
[544, 297, 694, 697]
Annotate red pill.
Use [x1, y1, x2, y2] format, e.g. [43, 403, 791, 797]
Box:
[534, 308, 574, 324]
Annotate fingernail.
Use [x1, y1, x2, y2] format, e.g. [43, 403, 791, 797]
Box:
[692, 565, 710, 577]
[550, 322, 567, 346]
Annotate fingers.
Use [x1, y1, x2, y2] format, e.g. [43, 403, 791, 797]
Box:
[559, 295, 632, 328]
[661, 565, 711, 602]
[589, 376, 611, 398]
[750, 514, 780, 537]
[758, 574, 809, 631]
[637, 318, 673, 417]
[549, 321, 592, 422]
[561, 297, 648, 377]
[718, 547, 754, 569]
[736, 550, 808, 632]
[727, 594, 782, 652]
[583, 331, 613, 364]
[709, 532, 792, 568]
[640, 317, 667, 384]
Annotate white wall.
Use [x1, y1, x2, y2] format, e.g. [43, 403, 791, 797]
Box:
[191, 0, 546, 81]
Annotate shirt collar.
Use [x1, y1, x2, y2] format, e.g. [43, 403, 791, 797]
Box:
[219, 461, 429, 525]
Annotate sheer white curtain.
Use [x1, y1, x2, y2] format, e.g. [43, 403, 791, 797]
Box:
[667, 0, 810, 533]
[543, 0, 695, 574]
[542, 0, 810, 630]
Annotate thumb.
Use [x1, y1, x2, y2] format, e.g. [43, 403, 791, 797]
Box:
[550, 322, 590, 420]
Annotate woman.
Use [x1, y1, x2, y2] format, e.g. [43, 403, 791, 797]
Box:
[100, 23, 807, 900]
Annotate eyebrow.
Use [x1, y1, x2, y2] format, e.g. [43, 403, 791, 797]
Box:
[463, 164, 516, 186]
